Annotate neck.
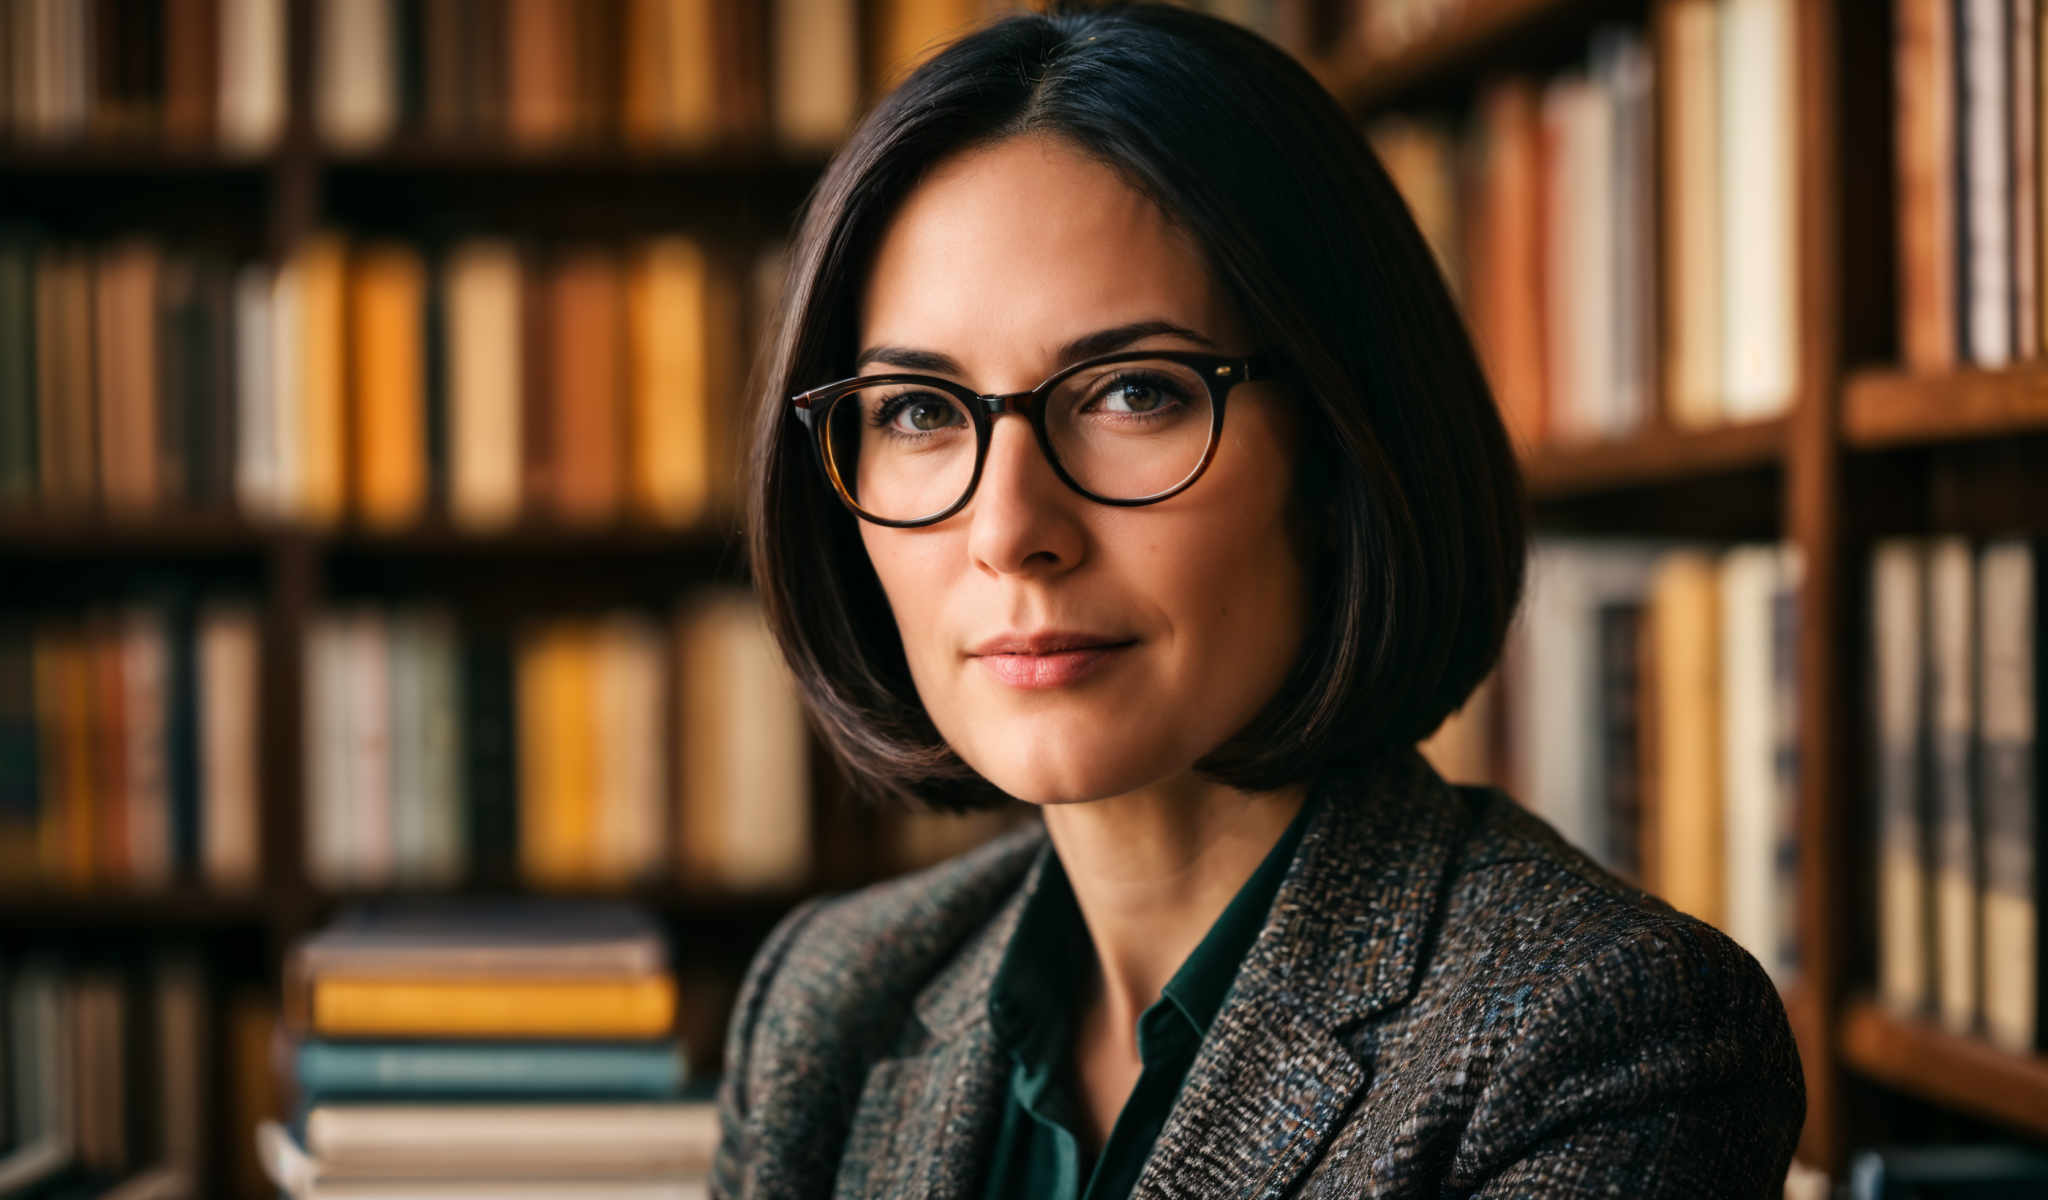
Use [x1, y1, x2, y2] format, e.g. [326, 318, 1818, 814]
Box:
[1040, 775, 1309, 1044]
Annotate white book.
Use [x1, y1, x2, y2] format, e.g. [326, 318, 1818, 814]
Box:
[1720, 545, 1783, 980]
[218, 0, 286, 152]
[1719, 0, 1798, 416]
[345, 610, 394, 887]
[677, 592, 812, 891]
[271, 254, 306, 518]
[387, 612, 431, 883]
[316, 0, 397, 150]
[1594, 29, 1654, 437]
[261, 1121, 710, 1200]
[1544, 76, 1616, 441]
[1510, 540, 1671, 868]
[595, 613, 667, 886]
[1961, 0, 2014, 365]
[305, 1103, 719, 1177]
[234, 264, 280, 517]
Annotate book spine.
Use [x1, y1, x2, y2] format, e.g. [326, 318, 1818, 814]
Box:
[293, 1040, 686, 1100]
[310, 976, 677, 1039]
[1930, 535, 1982, 1036]
[1978, 538, 2040, 1053]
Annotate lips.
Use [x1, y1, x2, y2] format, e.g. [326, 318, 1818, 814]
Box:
[968, 631, 1137, 688]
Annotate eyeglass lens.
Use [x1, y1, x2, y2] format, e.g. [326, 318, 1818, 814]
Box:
[821, 356, 1217, 523]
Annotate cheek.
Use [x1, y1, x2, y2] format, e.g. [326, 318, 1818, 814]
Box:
[857, 527, 954, 672]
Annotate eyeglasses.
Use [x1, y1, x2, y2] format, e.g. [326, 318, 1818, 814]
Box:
[789, 348, 1275, 527]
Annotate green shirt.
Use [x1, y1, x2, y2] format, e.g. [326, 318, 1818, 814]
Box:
[978, 790, 1320, 1200]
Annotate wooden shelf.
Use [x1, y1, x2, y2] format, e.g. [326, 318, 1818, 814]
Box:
[0, 142, 277, 172]
[0, 513, 738, 560]
[1839, 997, 2048, 1142]
[1519, 417, 1787, 500]
[1844, 366, 2048, 449]
[0, 887, 273, 928]
[1312, 0, 1606, 111]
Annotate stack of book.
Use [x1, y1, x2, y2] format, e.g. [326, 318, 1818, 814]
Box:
[261, 898, 717, 1200]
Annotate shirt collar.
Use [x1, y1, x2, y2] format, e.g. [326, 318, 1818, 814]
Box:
[985, 786, 1324, 1052]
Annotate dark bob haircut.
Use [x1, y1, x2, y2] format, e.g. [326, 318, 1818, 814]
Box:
[745, 2, 1527, 813]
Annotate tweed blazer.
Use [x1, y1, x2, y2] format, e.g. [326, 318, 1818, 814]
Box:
[710, 748, 1806, 1198]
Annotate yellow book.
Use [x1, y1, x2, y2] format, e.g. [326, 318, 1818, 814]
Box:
[294, 235, 350, 524]
[1647, 552, 1725, 930]
[311, 975, 676, 1038]
[518, 623, 597, 886]
[350, 243, 428, 527]
[447, 241, 523, 529]
[627, 237, 712, 525]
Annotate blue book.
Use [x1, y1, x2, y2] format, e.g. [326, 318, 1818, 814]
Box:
[294, 1040, 689, 1102]
[1850, 1145, 2048, 1199]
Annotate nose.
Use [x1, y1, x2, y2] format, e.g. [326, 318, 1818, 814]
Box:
[963, 413, 1085, 578]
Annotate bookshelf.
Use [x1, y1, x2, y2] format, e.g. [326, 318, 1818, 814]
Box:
[1331, 0, 2045, 1183]
[3, 0, 2045, 1193]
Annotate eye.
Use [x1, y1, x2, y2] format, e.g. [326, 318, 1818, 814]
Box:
[871, 392, 966, 434]
[1090, 371, 1186, 415]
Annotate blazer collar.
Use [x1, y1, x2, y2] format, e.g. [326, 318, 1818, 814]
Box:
[849, 747, 1468, 1199]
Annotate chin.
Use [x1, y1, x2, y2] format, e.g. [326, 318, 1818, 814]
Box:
[961, 735, 1184, 808]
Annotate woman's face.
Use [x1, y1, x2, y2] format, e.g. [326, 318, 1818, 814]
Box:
[855, 134, 1308, 806]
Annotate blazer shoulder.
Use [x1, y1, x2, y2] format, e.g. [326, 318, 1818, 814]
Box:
[1431, 783, 1790, 1020]
[739, 821, 1046, 1058]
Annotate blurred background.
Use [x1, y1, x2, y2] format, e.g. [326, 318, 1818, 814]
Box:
[0, 0, 2045, 1196]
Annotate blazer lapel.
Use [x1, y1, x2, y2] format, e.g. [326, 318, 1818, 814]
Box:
[835, 841, 1054, 1200]
[1132, 749, 1471, 1200]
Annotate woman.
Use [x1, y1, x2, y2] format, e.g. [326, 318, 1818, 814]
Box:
[716, 5, 1805, 1197]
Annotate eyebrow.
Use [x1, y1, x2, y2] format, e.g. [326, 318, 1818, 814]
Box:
[851, 319, 1217, 376]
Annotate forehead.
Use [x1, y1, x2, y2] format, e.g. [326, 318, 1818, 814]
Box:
[857, 135, 1233, 357]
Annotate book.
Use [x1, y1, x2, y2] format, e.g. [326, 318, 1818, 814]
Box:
[446, 240, 523, 528]
[1929, 535, 1981, 1036]
[351, 242, 429, 528]
[309, 976, 677, 1039]
[318, 0, 398, 149]
[1649, 550, 1726, 929]
[1960, 0, 2014, 366]
[304, 1102, 716, 1178]
[290, 898, 667, 978]
[675, 591, 813, 891]
[1719, 0, 1798, 417]
[1978, 537, 2044, 1053]
[1873, 538, 1936, 1018]
[1661, 0, 1723, 425]
[1849, 1145, 2048, 1198]
[292, 1040, 689, 1102]
[772, 0, 858, 149]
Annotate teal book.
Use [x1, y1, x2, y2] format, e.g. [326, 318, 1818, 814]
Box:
[293, 1040, 689, 1101]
